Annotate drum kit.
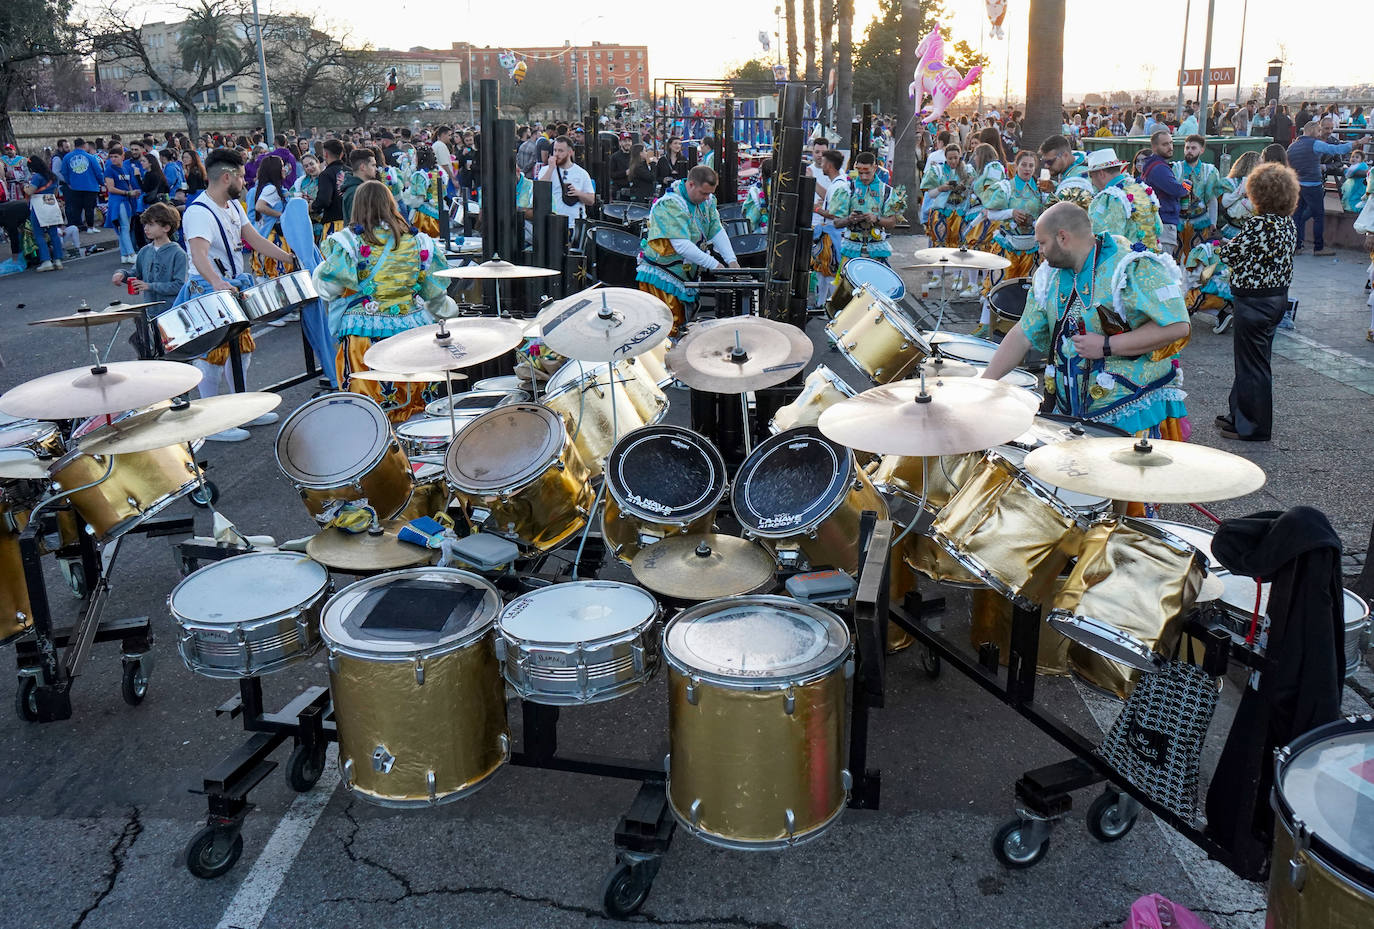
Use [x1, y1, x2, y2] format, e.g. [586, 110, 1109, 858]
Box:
[433, 255, 560, 318]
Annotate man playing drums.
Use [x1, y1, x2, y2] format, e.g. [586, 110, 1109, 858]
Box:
[635, 164, 740, 334]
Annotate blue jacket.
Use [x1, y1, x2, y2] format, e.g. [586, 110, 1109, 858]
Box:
[1139, 154, 1187, 225]
[1288, 136, 1353, 186]
[60, 150, 104, 192]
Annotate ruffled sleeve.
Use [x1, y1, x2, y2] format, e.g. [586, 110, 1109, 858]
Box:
[313, 230, 359, 301]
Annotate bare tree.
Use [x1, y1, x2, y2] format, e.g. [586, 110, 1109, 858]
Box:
[803, 0, 818, 82]
[265, 14, 346, 133]
[835, 0, 854, 137]
[313, 48, 421, 126]
[1, 0, 79, 148]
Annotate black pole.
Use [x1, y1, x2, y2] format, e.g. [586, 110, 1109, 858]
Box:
[492, 118, 518, 267]
[763, 83, 806, 322]
[479, 79, 499, 263]
[719, 98, 739, 206]
[860, 103, 872, 153]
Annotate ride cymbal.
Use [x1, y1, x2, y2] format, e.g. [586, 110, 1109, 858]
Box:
[536, 287, 672, 362]
[1021, 437, 1267, 504]
[631, 534, 776, 601]
[906, 246, 1012, 272]
[78, 393, 282, 455]
[817, 377, 1035, 456]
[362, 318, 524, 373]
[306, 520, 437, 572]
[666, 316, 812, 393]
[0, 360, 202, 420]
[30, 301, 162, 328]
[433, 258, 559, 280]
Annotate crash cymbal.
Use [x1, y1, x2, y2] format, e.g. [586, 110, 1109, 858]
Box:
[77, 393, 282, 456]
[306, 520, 437, 572]
[0, 450, 51, 480]
[433, 257, 559, 280]
[631, 534, 776, 601]
[362, 318, 525, 373]
[666, 317, 813, 393]
[0, 360, 202, 421]
[906, 246, 1011, 272]
[29, 301, 161, 328]
[818, 377, 1035, 456]
[536, 287, 672, 362]
[1021, 437, 1267, 504]
[347, 369, 467, 384]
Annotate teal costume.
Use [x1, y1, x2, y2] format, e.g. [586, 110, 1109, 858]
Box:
[635, 179, 724, 306]
[829, 175, 907, 260]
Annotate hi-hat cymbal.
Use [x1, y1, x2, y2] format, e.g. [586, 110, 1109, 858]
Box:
[306, 520, 437, 572]
[362, 319, 525, 373]
[433, 258, 560, 280]
[666, 316, 813, 393]
[818, 378, 1035, 456]
[0, 360, 202, 420]
[348, 369, 468, 384]
[631, 533, 776, 600]
[0, 450, 51, 480]
[30, 302, 161, 328]
[1022, 437, 1267, 504]
[77, 393, 282, 455]
[536, 287, 672, 362]
[906, 246, 1012, 271]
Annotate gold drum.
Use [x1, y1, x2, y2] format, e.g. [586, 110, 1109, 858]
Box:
[768, 365, 856, 434]
[969, 586, 1073, 676]
[832, 290, 933, 384]
[445, 404, 593, 551]
[321, 567, 509, 807]
[602, 425, 727, 564]
[0, 495, 33, 643]
[276, 393, 414, 520]
[50, 444, 201, 541]
[824, 284, 880, 342]
[664, 596, 852, 849]
[542, 360, 668, 476]
[825, 258, 906, 323]
[395, 463, 451, 522]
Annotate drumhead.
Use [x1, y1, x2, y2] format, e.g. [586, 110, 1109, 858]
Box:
[499, 580, 658, 644]
[445, 404, 565, 492]
[474, 376, 527, 393]
[663, 595, 849, 686]
[606, 425, 726, 523]
[589, 225, 641, 258]
[0, 421, 58, 451]
[1148, 520, 1217, 566]
[994, 445, 1108, 511]
[1276, 718, 1374, 879]
[732, 427, 853, 538]
[927, 331, 999, 365]
[1009, 414, 1131, 450]
[397, 417, 461, 443]
[988, 277, 1031, 319]
[842, 258, 905, 299]
[276, 393, 394, 488]
[171, 552, 328, 624]
[320, 567, 500, 657]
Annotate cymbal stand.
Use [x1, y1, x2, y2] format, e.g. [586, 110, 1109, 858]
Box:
[729, 327, 753, 456]
[570, 299, 623, 580]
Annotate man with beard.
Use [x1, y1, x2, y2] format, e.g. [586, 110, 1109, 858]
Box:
[609, 133, 633, 197]
[537, 136, 595, 229]
[982, 202, 1191, 462]
[1172, 135, 1225, 257]
[1137, 129, 1188, 253]
[311, 139, 348, 240]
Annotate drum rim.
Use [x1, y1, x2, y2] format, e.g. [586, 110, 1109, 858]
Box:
[0, 421, 59, 447]
[170, 551, 330, 625]
[444, 403, 567, 494]
[1272, 715, 1374, 888]
[605, 424, 728, 523]
[320, 566, 501, 658]
[731, 427, 856, 538]
[588, 225, 642, 255]
[275, 392, 396, 488]
[424, 388, 528, 418]
[663, 594, 851, 687]
[842, 257, 905, 297]
[497, 579, 661, 648]
[1045, 609, 1164, 671]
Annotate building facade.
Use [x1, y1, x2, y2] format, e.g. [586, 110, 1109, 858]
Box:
[450, 41, 651, 103]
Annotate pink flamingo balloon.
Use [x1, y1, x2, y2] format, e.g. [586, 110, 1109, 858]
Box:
[908, 24, 984, 123]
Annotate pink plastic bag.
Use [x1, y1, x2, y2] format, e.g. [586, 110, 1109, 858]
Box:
[1122, 894, 1213, 929]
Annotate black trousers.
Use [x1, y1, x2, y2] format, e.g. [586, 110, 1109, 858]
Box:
[66, 189, 98, 228]
[1227, 289, 1288, 440]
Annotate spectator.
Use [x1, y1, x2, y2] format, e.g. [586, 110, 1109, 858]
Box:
[267, 134, 298, 187]
[24, 155, 65, 271]
[1177, 107, 1199, 136]
[341, 147, 377, 221]
[104, 146, 140, 264]
[1138, 129, 1188, 253]
[1294, 102, 1313, 132]
[182, 149, 208, 200]
[609, 134, 633, 197]
[61, 137, 103, 233]
[1288, 121, 1352, 256]
[111, 202, 188, 354]
[657, 136, 689, 187]
[160, 148, 186, 203]
[624, 144, 656, 202]
[1261, 143, 1288, 166]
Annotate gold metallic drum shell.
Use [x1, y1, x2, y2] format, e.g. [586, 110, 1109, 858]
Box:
[296, 439, 413, 521]
[969, 587, 1072, 675]
[542, 364, 668, 477]
[1267, 816, 1374, 929]
[50, 445, 201, 540]
[601, 496, 717, 565]
[832, 302, 930, 384]
[448, 435, 594, 552]
[761, 463, 888, 576]
[0, 500, 33, 643]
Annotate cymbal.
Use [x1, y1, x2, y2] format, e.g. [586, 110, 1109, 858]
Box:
[306, 520, 437, 572]
[348, 369, 467, 384]
[1021, 437, 1267, 503]
[666, 317, 813, 393]
[817, 378, 1035, 456]
[908, 357, 979, 379]
[77, 393, 282, 456]
[0, 360, 202, 420]
[631, 533, 776, 601]
[906, 246, 1012, 271]
[0, 450, 51, 480]
[29, 303, 159, 328]
[433, 258, 559, 280]
[361, 319, 525, 373]
[536, 287, 672, 362]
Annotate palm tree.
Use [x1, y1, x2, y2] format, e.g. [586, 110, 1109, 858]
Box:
[835, 0, 854, 136]
[1023, 0, 1065, 149]
[785, 0, 799, 81]
[820, 0, 833, 125]
[803, 0, 818, 82]
[178, 2, 243, 84]
[893, 0, 922, 223]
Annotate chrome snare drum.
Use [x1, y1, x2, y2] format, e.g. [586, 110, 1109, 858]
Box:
[171, 552, 330, 678]
[321, 567, 508, 807]
[602, 425, 727, 564]
[664, 595, 852, 849]
[395, 416, 462, 460]
[769, 365, 856, 434]
[154, 290, 249, 359]
[238, 270, 318, 323]
[496, 580, 662, 704]
[275, 393, 414, 520]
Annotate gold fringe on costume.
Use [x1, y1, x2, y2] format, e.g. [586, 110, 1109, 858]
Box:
[411, 210, 440, 238]
[638, 281, 687, 335]
[205, 331, 256, 366]
[336, 334, 434, 423]
[251, 226, 294, 278]
[319, 219, 346, 244]
[924, 210, 963, 249]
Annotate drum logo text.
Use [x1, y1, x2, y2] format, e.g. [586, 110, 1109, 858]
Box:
[625, 493, 673, 515]
[758, 513, 804, 529]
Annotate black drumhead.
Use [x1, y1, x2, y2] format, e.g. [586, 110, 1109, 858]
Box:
[731, 427, 851, 538]
[988, 278, 1031, 319]
[589, 225, 642, 258]
[606, 425, 727, 522]
[730, 233, 768, 267]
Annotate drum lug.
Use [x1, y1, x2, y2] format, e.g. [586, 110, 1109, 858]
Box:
[841, 769, 853, 793]
[327, 652, 339, 674]
[413, 659, 425, 685]
[371, 745, 396, 774]
[1290, 820, 1311, 891]
[843, 340, 857, 351]
[784, 808, 796, 839]
[685, 679, 699, 705]
[631, 643, 645, 673]
[662, 753, 671, 775]
[341, 758, 354, 788]
[689, 798, 701, 826]
[554, 459, 566, 471]
[844, 658, 855, 680]
[782, 689, 796, 715]
[427, 771, 437, 802]
[498, 732, 511, 759]
[493, 638, 507, 662]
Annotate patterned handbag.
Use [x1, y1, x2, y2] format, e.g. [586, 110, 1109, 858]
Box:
[1096, 640, 1219, 823]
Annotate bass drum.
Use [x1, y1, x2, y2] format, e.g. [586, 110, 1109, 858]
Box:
[588, 225, 641, 287]
[987, 276, 1032, 322]
[602, 425, 727, 564]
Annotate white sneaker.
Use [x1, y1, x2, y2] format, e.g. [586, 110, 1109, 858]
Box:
[206, 427, 251, 442]
[35, 261, 54, 272]
[244, 412, 279, 427]
[122, 254, 136, 265]
[52, 260, 63, 270]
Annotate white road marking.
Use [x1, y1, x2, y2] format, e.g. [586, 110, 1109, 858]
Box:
[215, 744, 340, 929]
[1276, 329, 1374, 368]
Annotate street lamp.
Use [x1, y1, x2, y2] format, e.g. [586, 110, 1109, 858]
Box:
[251, 0, 274, 139]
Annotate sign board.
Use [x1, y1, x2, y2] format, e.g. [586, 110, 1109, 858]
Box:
[1179, 67, 1237, 86]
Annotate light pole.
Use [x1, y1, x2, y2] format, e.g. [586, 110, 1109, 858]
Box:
[251, 0, 274, 139]
[1175, 0, 1191, 120]
[1234, 0, 1249, 105]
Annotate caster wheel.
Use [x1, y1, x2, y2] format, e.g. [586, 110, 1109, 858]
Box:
[993, 819, 1049, 869]
[184, 826, 243, 879]
[190, 481, 219, 508]
[60, 560, 88, 599]
[921, 648, 941, 679]
[1086, 791, 1138, 843]
[15, 677, 38, 722]
[602, 861, 652, 918]
[121, 660, 149, 707]
[286, 742, 326, 793]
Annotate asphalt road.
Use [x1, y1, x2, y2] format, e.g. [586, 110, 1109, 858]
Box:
[0, 238, 1371, 929]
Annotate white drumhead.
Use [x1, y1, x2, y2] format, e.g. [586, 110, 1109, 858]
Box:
[1278, 723, 1374, 871]
[445, 404, 565, 492]
[397, 417, 460, 441]
[663, 596, 849, 685]
[1148, 520, 1217, 566]
[545, 360, 637, 396]
[172, 552, 328, 624]
[499, 581, 658, 643]
[277, 394, 394, 487]
[320, 567, 500, 657]
[994, 445, 1108, 511]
